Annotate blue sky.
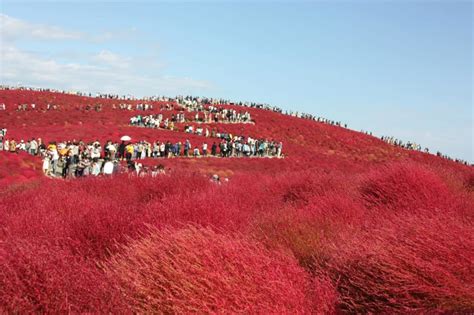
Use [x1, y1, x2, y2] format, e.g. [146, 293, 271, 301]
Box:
[1, 1, 472, 161]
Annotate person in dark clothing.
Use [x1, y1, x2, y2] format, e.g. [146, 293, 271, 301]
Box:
[63, 154, 73, 178]
[184, 140, 191, 157]
[165, 141, 171, 158]
[211, 142, 217, 156]
[176, 142, 182, 156]
[118, 141, 126, 160]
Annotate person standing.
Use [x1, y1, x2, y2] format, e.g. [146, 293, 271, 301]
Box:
[42, 155, 51, 176]
[125, 143, 134, 161]
[176, 142, 182, 156]
[277, 142, 283, 157]
[9, 139, 17, 153]
[184, 140, 191, 157]
[160, 142, 165, 158]
[103, 159, 114, 176]
[118, 141, 126, 160]
[29, 138, 38, 155]
[211, 142, 217, 156]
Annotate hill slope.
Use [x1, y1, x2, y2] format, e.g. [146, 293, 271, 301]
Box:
[0, 89, 473, 313]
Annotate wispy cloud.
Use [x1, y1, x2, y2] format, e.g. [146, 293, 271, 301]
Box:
[0, 13, 138, 43]
[93, 50, 132, 69]
[0, 14, 213, 96]
[1, 43, 212, 95]
[0, 13, 83, 41]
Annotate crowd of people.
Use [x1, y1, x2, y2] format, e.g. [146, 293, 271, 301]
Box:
[1, 85, 471, 165]
[0, 85, 351, 129]
[0, 132, 283, 178]
[111, 103, 176, 111]
[175, 96, 346, 128]
[129, 109, 252, 131]
[381, 136, 425, 152]
[0, 137, 162, 178]
[129, 114, 283, 158]
[380, 135, 470, 165]
[1, 102, 61, 111]
[434, 152, 470, 165]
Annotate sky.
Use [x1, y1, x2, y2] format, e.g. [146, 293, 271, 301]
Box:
[1, 0, 472, 162]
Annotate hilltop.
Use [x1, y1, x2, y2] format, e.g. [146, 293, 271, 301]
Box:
[0, 89, 473, 313]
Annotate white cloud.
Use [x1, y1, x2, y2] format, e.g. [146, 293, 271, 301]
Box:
[0, 14, 213, 96]
[0, 43, 212, 96]
[93, 50, 131, 69]
[1, 14, 139, 44]
[0, 13, 83, 41]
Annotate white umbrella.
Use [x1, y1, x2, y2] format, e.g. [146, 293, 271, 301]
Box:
[120, 135, 131, 141]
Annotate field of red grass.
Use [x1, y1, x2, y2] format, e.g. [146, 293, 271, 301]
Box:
[1, 89, 473, 313]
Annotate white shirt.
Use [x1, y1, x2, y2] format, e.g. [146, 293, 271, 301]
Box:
[42, 157, 50, 170]
[103, 161, 114, 175]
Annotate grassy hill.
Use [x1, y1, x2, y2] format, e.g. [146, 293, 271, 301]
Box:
[0, 89, 473, 313]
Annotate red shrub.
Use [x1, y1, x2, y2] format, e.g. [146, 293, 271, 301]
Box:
[251, 195, 364, 271]
[103, 226, 333, 313]
[464, 172, 474, 192]
[0, 239, 128, 313]
[327, 210, 474, 313]
[360, 162, 453, 212]
[1, 89, 473, 313]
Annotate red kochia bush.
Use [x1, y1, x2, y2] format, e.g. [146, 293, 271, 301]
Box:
[328, 211, 474, 313]
[360, 162, 453, 211]
[104, 226, 333, 313]
[0, 239, 128, 313]
[1, 89, 474, 313]
[252, 194, 365, 271]
[464, 172, 474, 192]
